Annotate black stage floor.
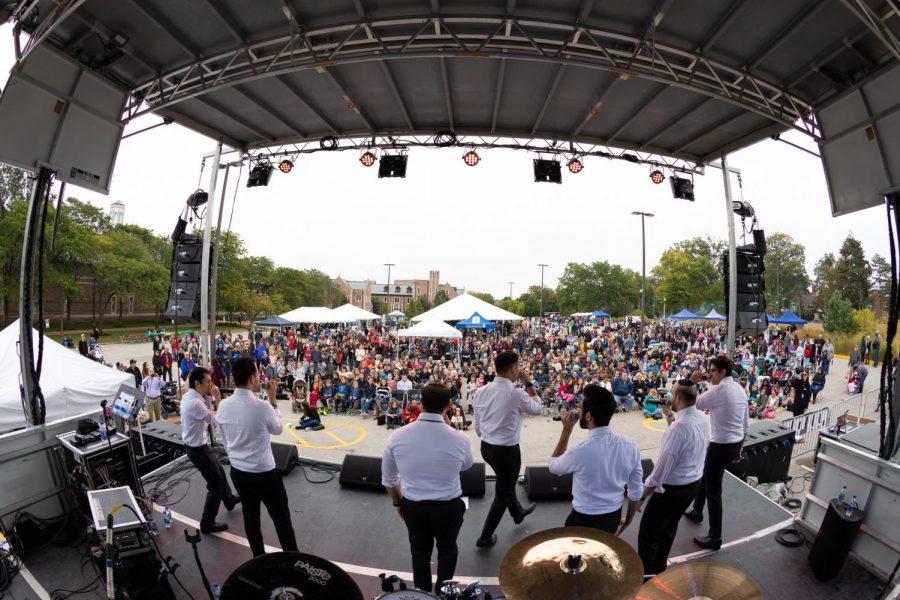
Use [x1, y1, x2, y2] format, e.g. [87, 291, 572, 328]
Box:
[6, 463, 887, 599]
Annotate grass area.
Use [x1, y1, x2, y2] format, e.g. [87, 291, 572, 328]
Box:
[798, 322, 899, 356]
[42, 321, 246, 344]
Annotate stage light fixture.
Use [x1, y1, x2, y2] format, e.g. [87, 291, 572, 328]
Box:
[246, 163, 273, 187]
[359, 151, 376, 167]
[278, 159, 293, 173]
[567, 158, 584, 174]
[378, 154, 408, 178]
[732, 201, 755, 218]
[669, 175, 695, 201]
[463, 150, 480, 167]
[186, 190, 208, 207]
[533, 158, 562, 184]
[650, 170, 665, 184]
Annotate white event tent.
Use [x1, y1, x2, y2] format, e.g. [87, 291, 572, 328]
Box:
[279, 306, 337, 324]
[411, 293, 523, 322]
[330, 303, 381, 322]
[397, 320, 463, 339]
[0, 320, 133, 434]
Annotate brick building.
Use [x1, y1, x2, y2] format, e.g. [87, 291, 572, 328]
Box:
[333, 270, 463, 314]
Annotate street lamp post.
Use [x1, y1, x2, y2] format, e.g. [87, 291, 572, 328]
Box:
[662, 297, 667, 320]
[508, 281, 514, 299]
[384, 263, 395, 286]
[632, 211, 654, 350]
[537, 264, 548, 318]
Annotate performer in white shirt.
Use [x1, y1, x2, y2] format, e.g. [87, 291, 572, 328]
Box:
[180, 367, 239, 533]
[548, 384, 643, 535]
[638, 379, 708, 575]
[473, 351, 542, 547]
[382, 383, 474, 593]
[216, 358, 298, 557]
[684, 355, 749, 550]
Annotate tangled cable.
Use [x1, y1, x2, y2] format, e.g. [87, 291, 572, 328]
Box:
[433, 130, 457, 146]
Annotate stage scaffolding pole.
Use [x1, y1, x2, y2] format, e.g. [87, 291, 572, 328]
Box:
[722, 155, 737, 356]
[209, 164, 231, 350]
[200, 141, 222, 368]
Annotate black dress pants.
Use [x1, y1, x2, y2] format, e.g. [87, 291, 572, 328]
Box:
[402, 497, 466, 593]
[186, 445, 237, 528]
[638, 480, 702, 575]
[692, 442, 742, 539]
[229, 467, 298, 557]
[480, 441, 525, 538]
[564, 506, 622, 534]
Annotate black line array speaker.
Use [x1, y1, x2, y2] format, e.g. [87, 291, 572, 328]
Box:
[164, 240, 214, 320]
[525, 459, 655, 501]
[271, 442, 298, 475]
[723, 244, 768, 336]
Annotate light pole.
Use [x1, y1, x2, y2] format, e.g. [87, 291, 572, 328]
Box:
[632, 211, 654, 350]
[662, 297, 667, 320]
[384, 263, 395, 286]
[537, 264, 548, 318]
[508, 281, 514, 299]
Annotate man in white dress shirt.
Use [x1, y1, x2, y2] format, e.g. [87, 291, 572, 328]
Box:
[382, 383, 474, 593]
[684, 355, 749, 550]
[473, 351, 542, 547]
[216, 358, 298, 557]
[181, 367, 239, 533]
[548, 384, 644, 534]
[638, 379, 708, 575]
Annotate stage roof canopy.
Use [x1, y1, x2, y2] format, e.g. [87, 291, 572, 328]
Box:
[4, 0, 899, 176]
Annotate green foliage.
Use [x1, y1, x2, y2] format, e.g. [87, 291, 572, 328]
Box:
[852, 308, 877, 335]
[405, 297, 430, 318]
[432, 290, 449, 306]
[812, 253, 838, 313]
[824, 292, 856, 334]
[499, 297, 524, 315]
[371, 297, 387, 315]
[469, 291, 496, 305]
[556, 261, 640, 316]
[764, 232, 810, 312]
[652, 237, 723, 313]
[518, 285, 558, 316]
[870, 253, 890, 307]
[834, 234, 872, 309]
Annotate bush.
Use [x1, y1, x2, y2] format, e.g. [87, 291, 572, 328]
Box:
[852, 308, 877, 335]
[824, 292, 855, 334]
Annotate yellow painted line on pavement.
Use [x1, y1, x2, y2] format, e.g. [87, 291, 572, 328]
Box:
[322, 428, 350, 445]
[642, 417, 666, 433]
[282, 423, 311, 447]
[277, 422, 367, 450]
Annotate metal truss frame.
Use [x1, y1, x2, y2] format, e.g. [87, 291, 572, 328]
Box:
[240, 134, 704, 176]
[119, 13, 820, 143]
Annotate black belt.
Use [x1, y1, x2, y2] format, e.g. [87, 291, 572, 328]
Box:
[402, 497, 461, 506]
[660, 479, 702, 490]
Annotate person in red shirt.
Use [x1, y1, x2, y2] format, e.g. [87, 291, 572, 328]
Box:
[401, 399, 421, 425]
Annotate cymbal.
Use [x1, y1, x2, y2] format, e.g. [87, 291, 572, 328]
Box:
[499, 526, 643, 600]
[220, 551, 364, 600]
[636, 563, 763, 600]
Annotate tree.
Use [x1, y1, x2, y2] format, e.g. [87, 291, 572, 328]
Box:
[433, 290, 449, 306]
[371, 297, 387, 315]
[833, 234, 871, 309]
[469, 291, 496, 305]
[499, 297, 524, 315]
[824, 292, 855, 334]
[556, 261, 640, 316]
[405, 297, 430, 318]
[870, 253, 890, 308]
[812, 253, 838, 312]
[764, 232, 810, 312]
[651, 237, 722, 313]
[0, 164, 30, 216]
[519, 285, 558, 317]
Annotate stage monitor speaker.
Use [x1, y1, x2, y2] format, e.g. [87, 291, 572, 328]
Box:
[174, 243, 203, 263]
[533, 159, 562, 184]
[271, 442, 298, 475]
[339, 455, 384, 491]
[460, 462, 486, 497]
[525, 459, 655, 501]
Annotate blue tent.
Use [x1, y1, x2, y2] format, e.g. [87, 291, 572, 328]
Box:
[592, 310, 610, 318]
[255, 315, 296, 328]
[456, 311, 495, 331]
[771, 310, 807, 325]
[670, 308, 701, 320]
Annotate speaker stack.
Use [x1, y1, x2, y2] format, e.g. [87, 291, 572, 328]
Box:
[723, 230, 768, 335]
[165, 240, 213, 320]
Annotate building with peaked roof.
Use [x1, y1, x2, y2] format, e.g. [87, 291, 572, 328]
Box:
[333, 270, 463, 314]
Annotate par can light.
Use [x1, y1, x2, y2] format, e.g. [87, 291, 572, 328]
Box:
[567, 158, 584, 174]
[650, 170, 665, 184]
[278, 159, 293, 173]
[360, 151, 376, 167]
[462, 150, 480, 166]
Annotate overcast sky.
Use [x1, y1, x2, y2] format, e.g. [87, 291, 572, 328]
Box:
[0, 24, 890, 301]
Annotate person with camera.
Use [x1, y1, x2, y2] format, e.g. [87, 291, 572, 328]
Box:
[684, 355, 748, 550]
[638, 380, 708, 576]
[216, 358, 298, 557]
[381, 383, 474, 594]
[547, 384, 644, 534]
[473, 350, 542, 548]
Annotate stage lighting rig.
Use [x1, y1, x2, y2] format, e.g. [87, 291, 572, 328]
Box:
[669, 174, 695, 201]
[359, 151, 376, 167]
[567, 158, 584, 174]
[247, 162, 273, 187]
[649, 170, 665, 184]
[378, 154, 407, 178]
[534, 158, 562, 184]
[462, 150, 480, 167]
[278, 159, 294, 173]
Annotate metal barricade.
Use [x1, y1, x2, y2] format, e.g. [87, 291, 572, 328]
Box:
[780, 406, 831, 458]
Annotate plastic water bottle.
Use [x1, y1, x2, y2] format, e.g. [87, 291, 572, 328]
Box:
[837, 485, 847, 503]
[148, 519, 159, 536]
[212, 583, 221, 599]
[163, 506, 172, 529]
[846, 495, 859, 517]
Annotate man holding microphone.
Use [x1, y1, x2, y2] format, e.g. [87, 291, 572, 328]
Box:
[638, 380, 708, 575]
[473, 351, 542, 548]
[684, 355, 749, 550]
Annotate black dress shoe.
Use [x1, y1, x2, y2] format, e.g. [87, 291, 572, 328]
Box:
[683, 509, 703, 524]
[514, 503, 536, 525]
[226, 496, 241, 511]
[200, 522, 229, 534]
[693, 535, 722, 550]
[475, 534, 497, 548]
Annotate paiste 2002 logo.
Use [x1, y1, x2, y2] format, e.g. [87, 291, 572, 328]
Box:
[293, 559, 332, 586]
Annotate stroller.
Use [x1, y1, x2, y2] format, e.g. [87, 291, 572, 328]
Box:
[161, 381, 179, 417]
[290, 380, 308, 413]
